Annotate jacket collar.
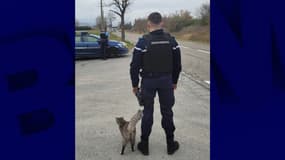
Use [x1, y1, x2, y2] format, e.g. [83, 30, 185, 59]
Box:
[149, 29, 164, 35]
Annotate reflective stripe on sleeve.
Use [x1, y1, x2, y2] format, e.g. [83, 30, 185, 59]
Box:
[134, 47, 147, 52]
[172, 45, 180, 50]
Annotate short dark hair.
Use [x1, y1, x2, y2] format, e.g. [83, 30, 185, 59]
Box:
[148, 12, 162, 25]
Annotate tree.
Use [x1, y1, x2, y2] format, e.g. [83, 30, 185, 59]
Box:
[198, 3, 210, 25]
[133, 18, 147, 33]
[107, 11, 116, 28]
[100, 0, 106, 31]
[109, 0, 131, 41]
[124, 22, 132, 30]
[164, 10, 193, 32]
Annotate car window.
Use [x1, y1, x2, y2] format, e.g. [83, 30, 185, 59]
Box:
[87, 36, 99, 42]
[93, 35, 100, 39]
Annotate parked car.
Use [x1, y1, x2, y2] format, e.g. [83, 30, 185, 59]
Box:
[75, 32, 128, 59]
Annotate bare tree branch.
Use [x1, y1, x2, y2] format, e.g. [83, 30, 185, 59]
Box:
[109, 0, 131, 41]
[112, 0, 123, 13]
[110, 9, 122, 17]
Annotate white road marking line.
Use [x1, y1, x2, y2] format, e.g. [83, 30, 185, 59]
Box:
[180, 46, 210, 55]
[180, 46, 190, 49]
[197, 49, 210, 54]
[204, 80, 210, 84]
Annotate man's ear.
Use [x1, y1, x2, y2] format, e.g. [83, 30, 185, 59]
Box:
[160, 21, 164, 27]
[147, 22, 151, 31]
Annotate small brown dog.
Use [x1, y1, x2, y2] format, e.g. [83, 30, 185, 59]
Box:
[115, 110, 143, 155]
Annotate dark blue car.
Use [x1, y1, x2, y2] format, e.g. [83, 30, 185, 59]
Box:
[75, 32, 128, 59]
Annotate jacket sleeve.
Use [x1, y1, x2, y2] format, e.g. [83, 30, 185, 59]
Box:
[130, 38, 146, 87]
[171, 37, 182, 84]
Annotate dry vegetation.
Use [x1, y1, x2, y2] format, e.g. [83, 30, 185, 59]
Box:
[131, 3, 210, 43]
[172, 25, 210, 43]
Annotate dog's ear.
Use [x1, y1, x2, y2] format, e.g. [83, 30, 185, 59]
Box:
[115, 117, 121, 124]
[115, 117, 125, 125]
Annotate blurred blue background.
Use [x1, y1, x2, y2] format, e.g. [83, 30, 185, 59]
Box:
[211, 0, 285, 159]
[1, 0, 285, 159]
[0, 0, 74, 159]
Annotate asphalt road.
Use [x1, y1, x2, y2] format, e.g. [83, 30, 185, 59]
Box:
[114, 31, 210, 87]
[76, 55, 209, 160]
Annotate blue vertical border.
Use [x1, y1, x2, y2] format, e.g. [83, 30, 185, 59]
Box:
[0, 0, 75, 159]
[211, 0, 285, 159]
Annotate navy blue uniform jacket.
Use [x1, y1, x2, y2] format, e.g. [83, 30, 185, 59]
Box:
[130, 29, 182, 87]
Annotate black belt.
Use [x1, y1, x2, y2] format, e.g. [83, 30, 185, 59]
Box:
[142, 72, 171, 78]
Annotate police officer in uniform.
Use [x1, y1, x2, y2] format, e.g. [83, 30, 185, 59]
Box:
[130, 12, 182, 155]
[99, 32, 109, 60]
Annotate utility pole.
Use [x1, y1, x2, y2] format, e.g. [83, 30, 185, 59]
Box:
[100, 0, 105, 31]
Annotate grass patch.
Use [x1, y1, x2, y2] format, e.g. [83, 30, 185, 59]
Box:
[172, 25, 209, 43]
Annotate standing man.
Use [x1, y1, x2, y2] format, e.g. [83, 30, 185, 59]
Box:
[130, 12, 182, 155]
[99, 31, 109, 60]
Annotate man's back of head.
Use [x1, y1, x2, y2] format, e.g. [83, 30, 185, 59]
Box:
[147, 12, 163, 31]
[148, 12, 162, 25]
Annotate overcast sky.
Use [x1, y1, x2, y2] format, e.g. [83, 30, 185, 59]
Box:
[76, 0, 210, 26]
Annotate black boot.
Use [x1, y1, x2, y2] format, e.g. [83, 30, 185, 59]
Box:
[167, 140, 179, 155]
[137, 140, 149, 155]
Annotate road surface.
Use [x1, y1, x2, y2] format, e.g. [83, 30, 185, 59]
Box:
[76, 55, 209, 160]
[114, 31, 210, 88]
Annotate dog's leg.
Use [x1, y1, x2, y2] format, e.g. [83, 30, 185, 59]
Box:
[121, 144, 126, 155]
[131, 143, 134, 152]
[131, 131, 136, 152]
[121, 139, 127, 155]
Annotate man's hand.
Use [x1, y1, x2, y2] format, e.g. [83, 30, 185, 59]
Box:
[133, 87, 139, 95]
[173, 84, 177, 90]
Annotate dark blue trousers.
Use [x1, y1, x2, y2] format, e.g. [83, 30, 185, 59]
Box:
[140, 74, 176, 142]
